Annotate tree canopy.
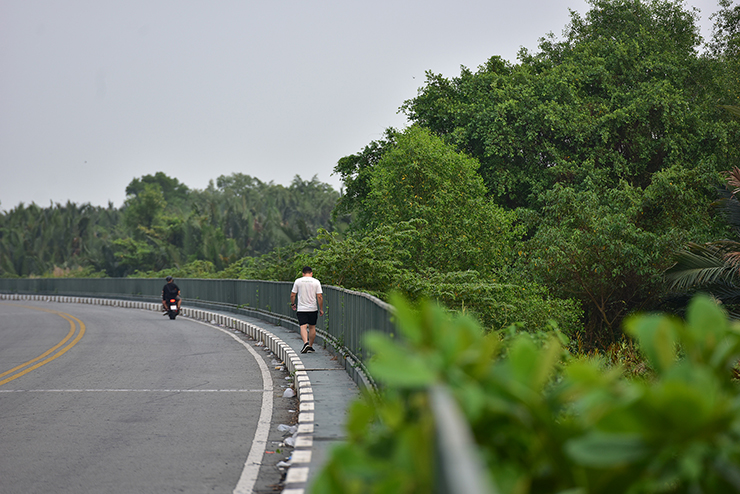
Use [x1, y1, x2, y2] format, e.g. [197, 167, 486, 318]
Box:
[0, 172, 343, 278]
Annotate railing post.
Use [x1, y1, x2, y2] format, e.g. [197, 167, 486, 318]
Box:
[430, 386, 496, 494]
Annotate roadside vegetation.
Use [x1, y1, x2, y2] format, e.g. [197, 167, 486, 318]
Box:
[316, 294, 740, 493]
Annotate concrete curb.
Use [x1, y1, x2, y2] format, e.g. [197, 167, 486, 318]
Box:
[0, 293, 314, 494]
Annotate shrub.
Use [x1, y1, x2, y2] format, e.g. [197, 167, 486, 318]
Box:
[313, 294, 740, 493]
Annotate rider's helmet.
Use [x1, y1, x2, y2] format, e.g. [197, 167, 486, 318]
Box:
[166, 275, 173, 282]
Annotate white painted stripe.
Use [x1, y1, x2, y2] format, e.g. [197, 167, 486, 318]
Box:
[297, 424, 314, 434]
[292, 450, 312, 463]
[285, 467, 310, 484]
[294, 436, 313, 448]
[189, 319, 274, 494]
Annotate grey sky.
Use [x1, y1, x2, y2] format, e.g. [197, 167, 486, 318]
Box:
[0, 0, 724, 211]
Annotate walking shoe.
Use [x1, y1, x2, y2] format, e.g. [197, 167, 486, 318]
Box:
[301, 342, 309, 354]
[307, 346, 315, 353]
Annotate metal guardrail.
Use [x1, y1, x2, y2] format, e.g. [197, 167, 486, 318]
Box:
[0, 277, 493, 492]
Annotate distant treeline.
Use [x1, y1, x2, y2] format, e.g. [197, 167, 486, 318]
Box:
[0, 172, 344, 278]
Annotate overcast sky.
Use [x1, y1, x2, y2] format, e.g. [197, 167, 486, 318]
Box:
[0, 0, 724, 211]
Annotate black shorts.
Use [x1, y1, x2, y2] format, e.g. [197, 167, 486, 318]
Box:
[297, 311, 319, 326]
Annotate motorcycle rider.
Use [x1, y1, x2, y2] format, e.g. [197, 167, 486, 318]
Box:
[162, 276, 181, 313]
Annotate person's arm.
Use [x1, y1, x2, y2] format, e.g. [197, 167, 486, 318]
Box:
[290, 290, 297, 310]
[317, 293, 323, 316]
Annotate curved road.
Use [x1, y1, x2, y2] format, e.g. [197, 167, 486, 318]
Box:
[0, 301, 287, 494]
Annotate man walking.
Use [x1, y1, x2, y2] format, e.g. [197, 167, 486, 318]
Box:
[290, 266, 323, 353]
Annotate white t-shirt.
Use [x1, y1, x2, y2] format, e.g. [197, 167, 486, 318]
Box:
[291, 276, 322, 312]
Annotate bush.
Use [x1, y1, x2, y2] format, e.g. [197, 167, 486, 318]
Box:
[313, 294, 740, 493]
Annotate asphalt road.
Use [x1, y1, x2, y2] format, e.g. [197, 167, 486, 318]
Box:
[0, 301, 292, 494]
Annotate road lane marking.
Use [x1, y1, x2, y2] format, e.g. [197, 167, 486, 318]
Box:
[0, 305, 77, 379]
[0, 304, 86, 387]
[189, 319, 274, 494]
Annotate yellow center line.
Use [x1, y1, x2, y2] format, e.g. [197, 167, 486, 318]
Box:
[0, 303, 86, 386]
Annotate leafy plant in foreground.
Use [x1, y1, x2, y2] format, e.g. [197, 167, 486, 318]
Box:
[314, 294, 740, 493]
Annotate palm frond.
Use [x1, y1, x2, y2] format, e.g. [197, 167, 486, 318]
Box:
[720, 105, 740, 119]
[710, 282, 740, 305]
[721, 167, 740, 198]
[664, 242, 740, 290]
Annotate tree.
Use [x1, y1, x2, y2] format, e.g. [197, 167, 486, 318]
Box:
[332, 128, 397, 225]
[526, 184, 689, 345]
[122, 183, 166, 232]
[322, 126, 582, 333]
[665, 159, 740, 312]
[125, 172, 190, 212]
[0, 171, 343, 278]
[0, 201, 119, 277]
[707, 0, 740, 62]
[360, 125, 522, 274]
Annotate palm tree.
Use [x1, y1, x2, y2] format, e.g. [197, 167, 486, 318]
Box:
[664, 239, 740, 305]
[664, 106, 740, 306]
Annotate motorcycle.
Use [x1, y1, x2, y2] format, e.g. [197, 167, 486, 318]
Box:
[167, 298, 179, 320]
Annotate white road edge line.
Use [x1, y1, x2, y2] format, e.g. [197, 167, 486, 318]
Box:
[190, 319, 274, 494]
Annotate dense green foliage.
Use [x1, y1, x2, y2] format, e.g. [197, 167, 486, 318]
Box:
[315, 294, 740, 493]
[0, 173, 342, 278]
[0, 201, 120, 278]
[401, 0, 734, 208]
